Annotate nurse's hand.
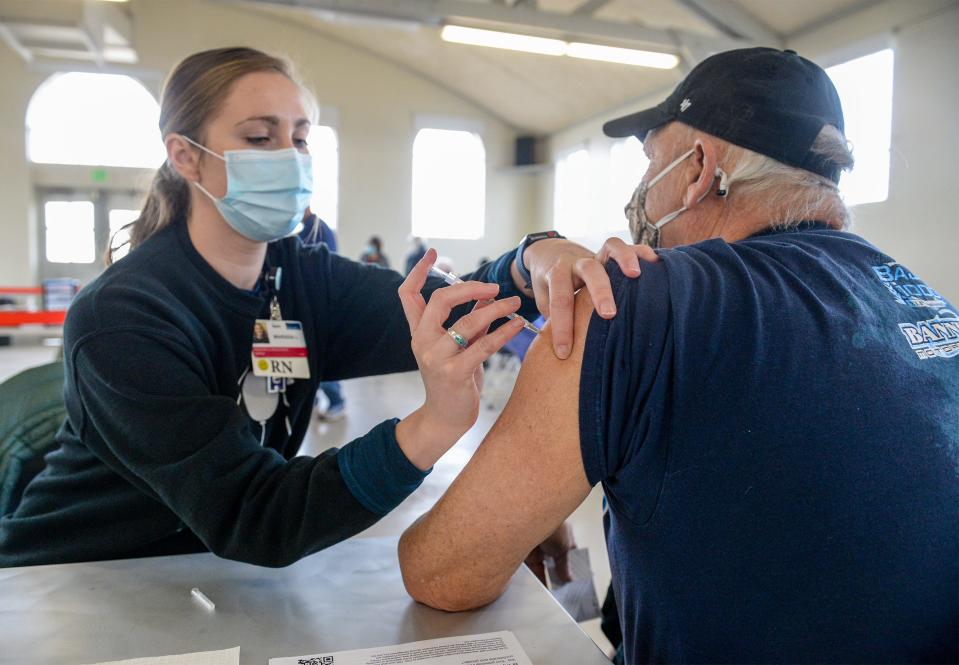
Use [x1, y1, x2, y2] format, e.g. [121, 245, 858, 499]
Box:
[517, 236, 660, 359]
[396, 249, 526, 471]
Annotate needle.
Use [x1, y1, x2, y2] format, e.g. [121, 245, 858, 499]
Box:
[429, 265, 541, 335]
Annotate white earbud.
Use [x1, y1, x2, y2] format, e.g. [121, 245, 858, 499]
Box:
[716, 168, 730, 197]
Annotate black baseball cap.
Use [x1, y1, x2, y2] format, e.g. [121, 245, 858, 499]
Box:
[603, 47, 845, 183]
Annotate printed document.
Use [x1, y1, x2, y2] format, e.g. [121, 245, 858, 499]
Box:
[270, 631, 533, 665]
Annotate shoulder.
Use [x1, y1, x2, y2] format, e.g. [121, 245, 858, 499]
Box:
[64, 230, 197, 352]
[644, 229, 876, 320]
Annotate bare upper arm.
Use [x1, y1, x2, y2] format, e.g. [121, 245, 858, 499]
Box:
[399, 291, 596, 610]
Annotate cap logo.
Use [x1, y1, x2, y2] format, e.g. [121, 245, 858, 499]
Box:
[680, 98, 692, 112]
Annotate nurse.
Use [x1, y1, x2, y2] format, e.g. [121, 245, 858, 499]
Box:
[0, 47, 643, 567]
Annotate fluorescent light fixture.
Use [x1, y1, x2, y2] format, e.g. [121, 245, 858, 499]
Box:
[567, 42, 679, 69]
[441, 25, 565, 56]
[441, 25, 679, 69]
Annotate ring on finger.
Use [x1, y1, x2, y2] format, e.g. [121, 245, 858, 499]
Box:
[446, 328, 469, 349]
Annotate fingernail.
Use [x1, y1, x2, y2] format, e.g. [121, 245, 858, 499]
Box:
[600, 303, 616, 317]
[557, 344, 570, 359]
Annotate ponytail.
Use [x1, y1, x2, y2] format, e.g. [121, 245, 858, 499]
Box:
[107, 161, 190, 265]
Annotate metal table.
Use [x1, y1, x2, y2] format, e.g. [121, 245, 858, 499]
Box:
[0, 536, 609, 665]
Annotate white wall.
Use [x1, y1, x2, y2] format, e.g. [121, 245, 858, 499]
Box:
[0, 0, 535, 285]
[541, 1, 959, 303]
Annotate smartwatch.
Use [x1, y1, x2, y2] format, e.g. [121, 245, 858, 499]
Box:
[515, 231, 565, 290]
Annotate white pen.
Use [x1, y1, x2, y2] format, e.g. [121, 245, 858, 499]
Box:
[190, 587, 216, 611]
[430, 265, 541, 334]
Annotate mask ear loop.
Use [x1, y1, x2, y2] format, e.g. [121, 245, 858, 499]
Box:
[179, 135, 227, 202]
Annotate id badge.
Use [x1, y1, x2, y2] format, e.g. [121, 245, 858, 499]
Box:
[251, 319, 310, 379]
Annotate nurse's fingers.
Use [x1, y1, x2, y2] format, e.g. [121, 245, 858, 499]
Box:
[573, 257, 616, 319]
[544, 266, 576, 360]
[419, 280, 501, 335]
[442, 296, 521, 353]
[398, 248, 437, 335]
[457, 317, 526, 368]
[595, 237, 659, 277]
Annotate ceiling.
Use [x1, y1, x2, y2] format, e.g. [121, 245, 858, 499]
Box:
[236, 0, 876, 133]
[0, 0, 882, 134]
[0, 0, 137, 64]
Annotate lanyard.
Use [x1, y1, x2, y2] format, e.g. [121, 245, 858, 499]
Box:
[264, 266, 283, 321]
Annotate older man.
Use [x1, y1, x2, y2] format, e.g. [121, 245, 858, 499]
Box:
[398, 48, 958, 663]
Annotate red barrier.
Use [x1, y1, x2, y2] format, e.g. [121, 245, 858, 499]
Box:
[0, 287, 44, 296]
[0, 311, 67, 327]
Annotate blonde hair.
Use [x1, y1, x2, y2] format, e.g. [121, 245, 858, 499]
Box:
[107, 47, 309, 264]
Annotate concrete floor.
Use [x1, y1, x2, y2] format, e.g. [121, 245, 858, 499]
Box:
[0, 340, 614, 655]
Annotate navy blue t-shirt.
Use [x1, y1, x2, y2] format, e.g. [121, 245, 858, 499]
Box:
[579, 224, 958, 663]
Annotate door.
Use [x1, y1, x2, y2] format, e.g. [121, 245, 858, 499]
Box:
[37, 188, 143, 285]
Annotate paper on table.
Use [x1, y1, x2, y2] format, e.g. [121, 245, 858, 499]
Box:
[270, 631, 532, 665]
[82, 646, 240, 665]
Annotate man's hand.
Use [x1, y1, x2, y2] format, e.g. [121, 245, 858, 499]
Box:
[525, 521, 577, 586]
[515, 237, 659, 359]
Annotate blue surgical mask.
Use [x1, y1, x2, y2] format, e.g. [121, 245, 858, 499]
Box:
[183, 136, 313, 243]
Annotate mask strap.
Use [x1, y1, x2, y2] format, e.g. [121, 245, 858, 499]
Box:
[180, 135, 226, 162]
[178, 135, 225, 202]
[192, 181, 220, 203]
[654, 158, 730, 230]
[647, 148, 696, 189]
[654, 206, 688, 229]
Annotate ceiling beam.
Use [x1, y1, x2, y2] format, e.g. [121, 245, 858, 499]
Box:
[571, 0, 613, 17]
[235, 0, 746, 55]
[675, 0, 781, 46]
[0, 22, 33, 62]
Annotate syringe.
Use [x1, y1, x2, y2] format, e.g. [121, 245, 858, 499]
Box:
[429, 265, 541, 335]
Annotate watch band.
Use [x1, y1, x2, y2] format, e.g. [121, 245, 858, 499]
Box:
[515, 231, 565, 290]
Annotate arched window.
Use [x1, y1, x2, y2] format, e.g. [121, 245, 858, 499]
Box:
[412, 128, 486, 240]
[26, 72, 164, 168]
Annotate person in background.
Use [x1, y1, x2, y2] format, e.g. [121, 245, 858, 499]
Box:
[299, 206, 337, 248]
[405, 237, 428, 276]
[398, 48, 958, 663]
[360, 235, 389, 268]
[300, 208, 346, 421]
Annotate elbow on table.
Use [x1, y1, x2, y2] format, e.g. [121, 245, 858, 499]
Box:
[400, 568, 507, 613]
[398, 534, 508, 612]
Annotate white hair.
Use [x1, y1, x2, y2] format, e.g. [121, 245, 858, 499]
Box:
[672, 123, 856, 229]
